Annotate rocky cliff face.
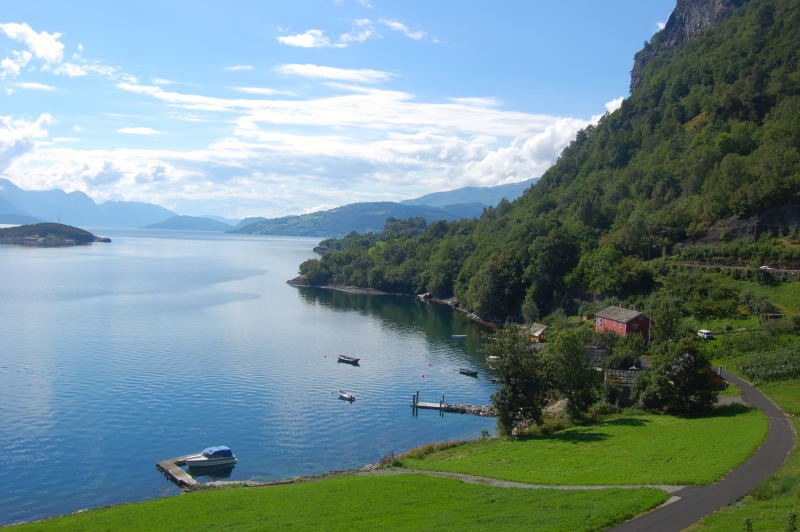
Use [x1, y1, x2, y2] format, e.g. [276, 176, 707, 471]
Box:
[630, 0, 750, 92]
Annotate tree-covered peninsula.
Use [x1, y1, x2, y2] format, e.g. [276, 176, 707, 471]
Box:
[0, 223, 111, 246]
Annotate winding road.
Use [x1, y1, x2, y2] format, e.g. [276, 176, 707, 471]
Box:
[610, 369, 795, 532]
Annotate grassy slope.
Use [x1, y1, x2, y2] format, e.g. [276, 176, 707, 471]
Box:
[400, 408, 767, 486]
[710, 275, 800, 316]
[14, 475, 668, 532]
[690, 380, 800, 531]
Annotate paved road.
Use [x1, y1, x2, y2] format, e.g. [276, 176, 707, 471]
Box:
[610, 369, 795, 532]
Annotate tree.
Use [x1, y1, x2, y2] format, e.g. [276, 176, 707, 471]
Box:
[488, 327, 551, 436]
[544, 329, 601, 420]
[631, 340, 719, 414]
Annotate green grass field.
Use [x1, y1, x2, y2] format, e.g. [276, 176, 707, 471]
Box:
[710, 275, 800, 316]
[689, 380, 800, 532]
[13, 474, 669, 532]
[400, 407, 768, 486]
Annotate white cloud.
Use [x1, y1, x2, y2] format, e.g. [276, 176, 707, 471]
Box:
[0, 22, 64, 63]
[225, 65, 254, 71]
[657, 21, 666, 30]
[380, 19, 426, 41]
[52, 137, 80, 142]
[232, 87, 282, 95]
[604, 96, 624, 113]
[357, 0, 373, 8]
[0, 113, 52, 172]
[277, 64, 393, 83]
[277, 29, 339, 48]
[116, 127, 163, 135]
[16, 82, 56, 91]
[1, 50, 32, 77]
[278, 19, 382, 48]
[152, 77, 175, 85]
[340, 18, 378, 44]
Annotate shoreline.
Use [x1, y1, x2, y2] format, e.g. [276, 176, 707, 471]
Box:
[286, 277, 503, 328]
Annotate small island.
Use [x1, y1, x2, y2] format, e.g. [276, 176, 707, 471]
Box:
[0, 223, 111, 246]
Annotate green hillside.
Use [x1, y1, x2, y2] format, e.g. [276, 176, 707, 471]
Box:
[234, 201, 484, 237]
[297, 0, 800, 321]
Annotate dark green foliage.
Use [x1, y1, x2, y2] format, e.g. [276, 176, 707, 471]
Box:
[605, 333, 648, 370]
[632, 341, 719, 414]
[487, 327, 551, 436]
[544, 329, 602, 419]
[295, 0, 800, 322]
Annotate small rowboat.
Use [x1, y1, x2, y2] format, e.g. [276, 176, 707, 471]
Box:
[338, 389, 356, 402]
[337, 354, 360, 365]
[486, 356, 501, 363]
[459, 368, 478, 377]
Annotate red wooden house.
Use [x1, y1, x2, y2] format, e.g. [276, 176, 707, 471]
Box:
[594, 306, 651, 338]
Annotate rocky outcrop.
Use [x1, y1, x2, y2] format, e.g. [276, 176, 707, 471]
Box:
[631, 0, 750, 92]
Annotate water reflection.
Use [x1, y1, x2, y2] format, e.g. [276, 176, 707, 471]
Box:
[186, 464, 236, 480]
[296, 287, 486, 347]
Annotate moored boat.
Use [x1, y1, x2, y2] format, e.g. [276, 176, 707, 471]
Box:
[451, 334, 467, 339]
[337, 354, 360, 365]
[338, 389, 356, 401]
[486, 355, 501, 364]
[459, 368, 478, 377]
[184, 446, 237, 468]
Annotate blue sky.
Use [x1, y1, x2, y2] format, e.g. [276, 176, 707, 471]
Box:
[1, 1, 674, 219]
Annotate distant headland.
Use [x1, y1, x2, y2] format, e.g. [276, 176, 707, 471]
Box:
[0, 223, 111, 246]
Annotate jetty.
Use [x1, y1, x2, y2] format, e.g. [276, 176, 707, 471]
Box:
[156, 454, 264, 490]
[156, 454, 201, 489]
[411, 391, 496, 417]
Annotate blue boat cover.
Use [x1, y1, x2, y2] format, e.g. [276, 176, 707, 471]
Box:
[202, 445, 234, 458]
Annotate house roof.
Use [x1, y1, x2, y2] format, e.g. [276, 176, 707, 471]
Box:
[596, 306, 645, 323]
[529, 323, 548, 336]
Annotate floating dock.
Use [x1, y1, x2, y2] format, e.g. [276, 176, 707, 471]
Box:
[156, 454, 201, 489]
[411, 391, 495, 417]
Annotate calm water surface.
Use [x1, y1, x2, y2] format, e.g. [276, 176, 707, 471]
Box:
[0, 229, 496, 525]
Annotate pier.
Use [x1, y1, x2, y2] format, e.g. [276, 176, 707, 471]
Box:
[411, 391, 496, 417]
[156, 454, 201, 489]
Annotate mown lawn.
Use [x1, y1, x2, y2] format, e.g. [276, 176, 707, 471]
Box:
[400, 407, 767, 486]
[689, 381, 800, 532]
[13, 475, 669, 532]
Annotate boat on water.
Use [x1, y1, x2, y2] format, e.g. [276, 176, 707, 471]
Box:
[486, 355, 501, 363]
[338, 389, 356, 401]
[459, 368, 478, 377]
[184, 446, 237, 468]
[337, 354, 360, 365]
[451, 334, 467, 339]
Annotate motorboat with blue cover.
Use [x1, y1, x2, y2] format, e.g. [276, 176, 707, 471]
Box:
[184, 445, 237, 468]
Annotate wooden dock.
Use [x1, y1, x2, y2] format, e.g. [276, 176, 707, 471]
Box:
[411, 391, 496, 417]
[156, 454, 201, 489]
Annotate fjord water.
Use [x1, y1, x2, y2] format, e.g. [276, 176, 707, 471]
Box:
[0, 230, 495, 525]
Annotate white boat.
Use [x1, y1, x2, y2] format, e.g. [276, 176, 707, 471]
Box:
[338, 389, 356, 402]
[184, 446, 238, 468]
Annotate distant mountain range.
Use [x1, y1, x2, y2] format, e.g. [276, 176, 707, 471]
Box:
[401, 178, 536, 209]
[0, 178, 178, 228]
[143, 215, 233, 231]
[234, 178, 538, 237]
[0, 176, 538, 236]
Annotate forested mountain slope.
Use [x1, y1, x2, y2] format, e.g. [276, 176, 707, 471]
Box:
[297, 0, 800, 322]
